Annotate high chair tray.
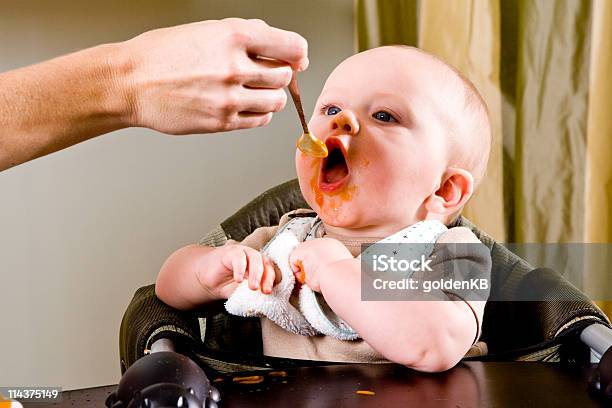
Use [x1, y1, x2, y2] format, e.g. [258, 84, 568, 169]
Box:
[24, 361, 605, 408]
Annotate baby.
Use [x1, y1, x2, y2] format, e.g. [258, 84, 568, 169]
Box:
[155, 46, 492, 372]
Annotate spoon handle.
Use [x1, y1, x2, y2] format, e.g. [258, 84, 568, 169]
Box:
[287, 71, 309, 134]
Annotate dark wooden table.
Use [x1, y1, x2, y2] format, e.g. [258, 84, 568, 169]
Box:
[25, 361, 604, 407]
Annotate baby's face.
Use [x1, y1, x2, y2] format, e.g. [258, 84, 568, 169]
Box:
[296, 47, 456, 236]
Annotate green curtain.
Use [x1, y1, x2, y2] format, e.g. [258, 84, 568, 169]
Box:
[356, 0, 612, 314]
[585, 0, 612, 316]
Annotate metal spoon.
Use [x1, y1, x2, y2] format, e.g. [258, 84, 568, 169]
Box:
[287, 72, 328, 158]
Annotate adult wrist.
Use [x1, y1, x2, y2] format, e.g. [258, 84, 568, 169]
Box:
[100, 41, 139, 129]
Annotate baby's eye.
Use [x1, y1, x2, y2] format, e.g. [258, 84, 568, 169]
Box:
[323, 105, 342, 116]
[372, 111, 396, 122]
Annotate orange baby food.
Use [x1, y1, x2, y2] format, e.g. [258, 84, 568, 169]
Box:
[294, 260, 306, 284]
[232, 375, 264, 384]
[356, 390, 376, 396]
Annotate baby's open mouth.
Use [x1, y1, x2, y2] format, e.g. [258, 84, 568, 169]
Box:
[319, 138, 350, 192]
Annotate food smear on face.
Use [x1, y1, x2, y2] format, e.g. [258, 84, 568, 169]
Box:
[308, 156, 358, 222]
[327, 186, 356, 212]
[310, 169, 325, 208]
[302, 141, 360, 223]
[339, 184, 357, 201]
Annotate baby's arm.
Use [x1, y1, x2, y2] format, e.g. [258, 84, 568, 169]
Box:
[156, 242, 277, 310]
[296, 228, 490, 372]
[319, 260, 480, 372]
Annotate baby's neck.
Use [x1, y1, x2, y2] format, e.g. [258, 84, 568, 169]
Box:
[321, 221, 405, 240]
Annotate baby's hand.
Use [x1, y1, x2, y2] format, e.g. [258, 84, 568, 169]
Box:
[200, 244, 278, 300]
[289, 238, 352, 292]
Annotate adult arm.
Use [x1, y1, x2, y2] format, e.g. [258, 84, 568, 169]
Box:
[0, 18, 308, 171]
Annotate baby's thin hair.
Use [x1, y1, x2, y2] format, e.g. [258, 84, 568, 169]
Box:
[392, 45, 492, 187]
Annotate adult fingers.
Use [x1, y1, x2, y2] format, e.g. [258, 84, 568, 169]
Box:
[231, 112, 273, 130]
[244, 19, 309, 71]
[238, 87, 287, 113]
[244, 57, 293, 89]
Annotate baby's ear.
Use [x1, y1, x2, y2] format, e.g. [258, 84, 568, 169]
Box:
[424, 168, 474, 218]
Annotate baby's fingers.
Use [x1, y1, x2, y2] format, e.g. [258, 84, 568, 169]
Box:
[288, 252, 306, 282]
[221, 245, 247, 282]
[260, 256, 278, 294]
[244, 248, 264, 291]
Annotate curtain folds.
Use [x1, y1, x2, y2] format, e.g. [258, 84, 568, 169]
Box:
[418, 0, 505, 242]
[585, 0, 612, 315]
[356, 0, 611, 313]
[512, 0, 591, 243]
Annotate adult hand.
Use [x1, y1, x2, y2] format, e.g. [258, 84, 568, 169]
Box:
[123, 18, 308, 134]
[0, 18, 308, 171]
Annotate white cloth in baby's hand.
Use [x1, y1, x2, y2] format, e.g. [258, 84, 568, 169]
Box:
[225, 216, 447, 340]
[225, 216, 320, 336]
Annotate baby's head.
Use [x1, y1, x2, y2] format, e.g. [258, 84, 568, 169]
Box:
[296, 46, 491, 237]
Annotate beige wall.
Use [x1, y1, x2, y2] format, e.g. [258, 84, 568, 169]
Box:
[0, 0, 354, 389]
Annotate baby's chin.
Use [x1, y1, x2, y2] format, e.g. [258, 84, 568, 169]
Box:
[306, 199, 354, 227]
[319, 213, 351, 227]
[316, 205, 372, 230]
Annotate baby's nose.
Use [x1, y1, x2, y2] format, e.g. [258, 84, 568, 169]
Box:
[330, 111, 359, 135]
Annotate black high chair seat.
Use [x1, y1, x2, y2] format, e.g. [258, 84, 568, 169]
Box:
[119, 179, 610, 373]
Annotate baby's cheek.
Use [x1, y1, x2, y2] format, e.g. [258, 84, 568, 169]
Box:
[363, 163, 410, 206]
[295, 152, 321, 208]
[358, 164, 390, 194]
[295, 152, 317, 183]
[295, 149, 316, 169]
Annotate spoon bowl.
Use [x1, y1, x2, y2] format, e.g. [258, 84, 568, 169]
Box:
[296, 131, 328, 158]
[287, 72, 328, 158]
